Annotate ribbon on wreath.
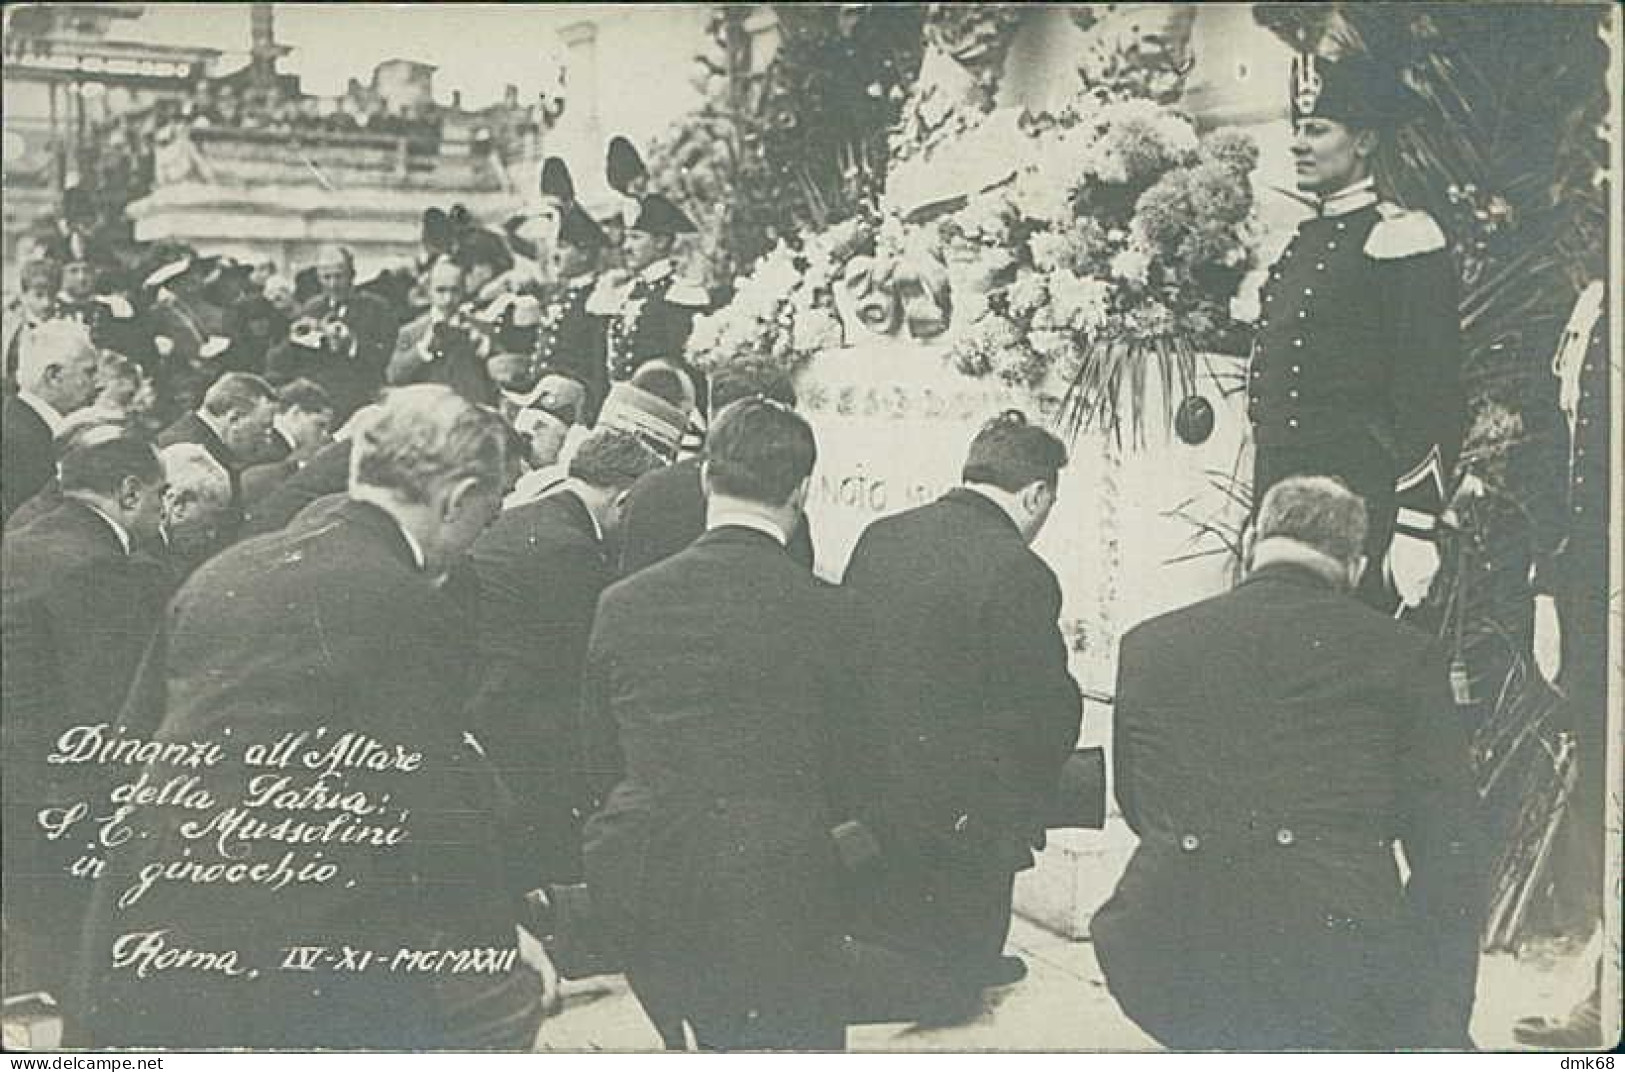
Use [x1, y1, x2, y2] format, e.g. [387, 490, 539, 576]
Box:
[835, 239, 952, 342]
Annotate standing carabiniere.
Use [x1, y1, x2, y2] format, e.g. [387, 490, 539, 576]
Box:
[1248, 53, 1466, 610]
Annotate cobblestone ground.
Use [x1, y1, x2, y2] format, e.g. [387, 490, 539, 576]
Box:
[532, 919, 1609, 1052]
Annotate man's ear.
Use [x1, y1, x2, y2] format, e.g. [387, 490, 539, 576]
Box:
[788, 475, 811, 513]
[118, 474, 145, 512]
[1020, 480, 1046, 516]
[440, 474, 482, 520]
[1354, 128, 1379, 162]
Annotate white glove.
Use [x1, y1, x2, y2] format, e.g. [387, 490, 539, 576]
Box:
[1386, 533, 1441, 609]
[1533, 593, 1562, 684]
[516, 924, 561, 1016]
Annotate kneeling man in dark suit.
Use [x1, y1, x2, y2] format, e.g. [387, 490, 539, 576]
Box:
[1093, 475, 1484, 1050]
[581, 397, 868, 1050]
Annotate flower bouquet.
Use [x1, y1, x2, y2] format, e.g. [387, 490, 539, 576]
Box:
[945, 98, 1260, 442]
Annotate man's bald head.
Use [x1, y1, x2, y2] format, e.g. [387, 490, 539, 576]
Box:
[17, 319, 100, 413]
[314, 245, 355, 300]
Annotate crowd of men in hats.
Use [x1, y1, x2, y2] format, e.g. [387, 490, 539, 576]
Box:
[4, 49, 1597, 1053]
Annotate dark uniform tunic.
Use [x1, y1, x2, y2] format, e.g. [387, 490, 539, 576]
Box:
[596, 259, 709, 383]
[1249, 183, 1465, 596]
[537, 272, 610, 421]
[1531, 286, 1610, 933]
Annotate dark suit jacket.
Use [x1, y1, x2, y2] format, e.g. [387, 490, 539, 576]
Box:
[78, 499, 529, 1049]
[1091, 563, 1483, 1050]
[237, 430, 298, 507]
[467, 489, 610, 887]
[1, 393, 56, 524]
[841, 488, 1081, 873]
[1, 500, 171, 998]
[581, 526, 869, 1007]
[387, 313, 497, 407]
[617, 457, 815, 576]
[239, 437, 352, 537]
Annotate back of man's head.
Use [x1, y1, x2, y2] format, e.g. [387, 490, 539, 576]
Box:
[277, 378, 334, 419]
[962, 410, 1067, 492]
[201, 372, 277, 419]
[704, 397, 817, 507]
[568, 427, 663, 491]
[1254, 476, 1369, 569]
[351, 384, 507, 506]
[709, 363, 797, 413]
[58, 433, 162, 497]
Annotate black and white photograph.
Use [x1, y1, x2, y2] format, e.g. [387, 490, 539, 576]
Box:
[1, 1, 1619, 1056]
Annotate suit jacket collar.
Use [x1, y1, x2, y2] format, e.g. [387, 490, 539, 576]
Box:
[1241, 561, 1341, 593]
[695, 523, 786, 554]
[43, 497, 131, 557]
[325, 498, 427, 573]
[16, 390, 65, 436]
[942, 486, 1023, 539]
[542, 486, 603, 546]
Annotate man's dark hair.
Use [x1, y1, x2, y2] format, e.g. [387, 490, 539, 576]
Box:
[704, 397, 817, 506]
[201, 372, 277, 418]
[278, 378, 334, 416]
[961, 410, 1068, 491]
[629, 361, 691, 409]
[1255, 475, 1369, 566]
[569, 427, 663, 490]
[709, 363, 797, 412]
[58, 434, 162, 495]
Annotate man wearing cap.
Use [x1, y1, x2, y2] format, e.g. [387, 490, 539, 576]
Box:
[534, 157, 613, 422]
[270, 245, 399, 420]
[388, 257, 496, 406]
[1248, 53, 1465, 612]
[588, 137, 710, 385]
[47, 232, 146, 363]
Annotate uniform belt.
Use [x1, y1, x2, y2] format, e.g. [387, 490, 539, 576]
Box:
[1146, 823, 1392, 857]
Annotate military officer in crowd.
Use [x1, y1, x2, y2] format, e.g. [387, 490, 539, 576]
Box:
[534, 157, 613, 422]
[1513, 282, 1609, 1048]
[1248, 53, 1466, 611]
[589, 137, 710, 386]
[1094, 476, 1483, 1049]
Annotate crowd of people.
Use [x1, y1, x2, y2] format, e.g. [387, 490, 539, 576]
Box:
[0, 51, 1609, 1054]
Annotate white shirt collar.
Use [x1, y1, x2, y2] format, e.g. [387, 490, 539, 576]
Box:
[562, 480, 604, 543]
[16, 391, 66, 436]
[397, 524, 427, 570]
[707, 511, 788, 547]
[502, 380, 550, 409]
[1319, 177, 1378, 218]
[76, 499, 133, 555]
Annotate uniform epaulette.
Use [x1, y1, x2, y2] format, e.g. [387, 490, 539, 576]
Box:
[98, 294, 135, 319]
[666, 281, 711, 308]
[1366, 204, 1446, 259]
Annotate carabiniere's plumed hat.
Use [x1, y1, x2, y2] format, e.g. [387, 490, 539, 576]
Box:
[627, 193, 697, 238]
[605, 135, 649, 198]
[540, 156, 576, 205]
[1289, 53, 1422, 131]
